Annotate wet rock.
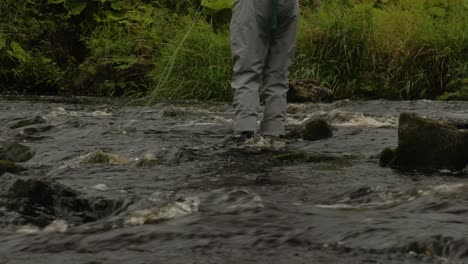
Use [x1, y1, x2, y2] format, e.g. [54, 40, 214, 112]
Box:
[160, 107, 186, 117]
[379, 148, 396, 167]
[125, 196, 199, 225]
[0, 141, 34, 162]
[133, 153, 160, 167]
[387, 113, 468, 171]
[288, 79, 333, 103]
[287, 119, 333, 141]
[0, 160, 24, 175]
[0, 174, 122, 227]
[81, 149, 129, 165]
[153, 147, 194, 165]
[273, 151, 354, 170]
[9, 115, 46, 129]
[273, 151, 337, 163]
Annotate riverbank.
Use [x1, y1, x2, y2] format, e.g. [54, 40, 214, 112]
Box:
[1, 0, 466, 100]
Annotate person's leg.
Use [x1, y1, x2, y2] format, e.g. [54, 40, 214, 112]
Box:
[231, 0, 270, 134]
[260, 0, 299, 136]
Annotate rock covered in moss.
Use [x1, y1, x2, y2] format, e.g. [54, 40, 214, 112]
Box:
[288, 79, 333, 103]
[287, 119, 333, 141]
[0, 141, 34, 162]
[386, 113, 468, 171]
[81, 149, 129, 165]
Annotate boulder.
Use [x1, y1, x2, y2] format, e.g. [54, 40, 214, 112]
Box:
[288, 79, 333, 103]
[287, 118, 333, 141]
[381, 113, 468, 171]
[0, 141, 34, 162]
[0, 174, 121, 227]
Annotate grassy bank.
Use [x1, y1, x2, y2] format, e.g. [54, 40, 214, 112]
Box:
[0, 0, 466, 100]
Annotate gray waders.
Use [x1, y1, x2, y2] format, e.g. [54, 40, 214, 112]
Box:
[230, 0, 299, 136]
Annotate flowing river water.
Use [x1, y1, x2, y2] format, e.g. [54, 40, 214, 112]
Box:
[1, 97, 468, 264]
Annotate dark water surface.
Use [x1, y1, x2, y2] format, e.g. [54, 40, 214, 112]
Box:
[1, 97, 468, 264]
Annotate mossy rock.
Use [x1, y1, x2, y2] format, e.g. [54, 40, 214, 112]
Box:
[273, 151, 353, 167]
[437, 88, 468, 101]
[288, 79, 333, 103]
[0, 141, 34, 162]
[288, 119, 333, 141]
[389, 113, 468, 171]
[81, 150, 129, 165]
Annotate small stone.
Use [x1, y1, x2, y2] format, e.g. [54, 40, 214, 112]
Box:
[287, 119, 333, 141]
[379, 148, 396, 167]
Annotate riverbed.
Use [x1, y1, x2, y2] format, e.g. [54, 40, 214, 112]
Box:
[1, 97, 468, 264]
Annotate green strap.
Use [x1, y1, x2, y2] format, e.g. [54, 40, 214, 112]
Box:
[269, 0, 279, 32]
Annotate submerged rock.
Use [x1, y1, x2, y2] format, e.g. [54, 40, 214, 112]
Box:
[288, 79, 333, 103]
[9, 115, 47, 129]
[81, 149, 129, 165]
[0, 160, 24, 175]
[287, 119, 333, 141]
[153, 147, 194, 165]
[0, 141, 34, 162]
[0, 174, 122, 227]
[133, 153, 160, 167]
[379, 148, 396, 167]
[160, 107, 186, 117]
[382, 113, 468, 171]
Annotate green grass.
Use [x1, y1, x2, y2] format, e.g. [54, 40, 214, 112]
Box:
[149, 18, 232, 101]
[0, 0, 466, 101]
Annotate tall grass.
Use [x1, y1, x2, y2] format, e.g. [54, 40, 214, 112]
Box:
[149, 19, 232, 101]
[293, 0, 468, 100]
[0, 0, 466, 100]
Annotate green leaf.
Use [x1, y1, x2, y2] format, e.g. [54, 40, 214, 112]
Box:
[201, 0, 233, 11]
[0, 36, 6, 50]
[111, 1, 126, 10]
[64, 0, 87, 16]
[48, 0, 65, 4]
[7, 42, 30, 63]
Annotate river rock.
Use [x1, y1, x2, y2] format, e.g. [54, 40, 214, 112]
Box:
[381, 113, 468, 171]
[0, 160, 24, 175]
[287, 119, 333, 141]
[0, 174, 120, 227]
[81, 149, 129, 165]
[0, 141, 34, 162]
[9, 115, 47, 129]
[288, 79, 333, 103]
[134, 153, 160, 167]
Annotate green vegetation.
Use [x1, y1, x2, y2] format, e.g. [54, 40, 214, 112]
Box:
[0, 0, 466, 101]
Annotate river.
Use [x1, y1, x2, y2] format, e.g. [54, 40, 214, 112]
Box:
[1, 97, 468, 263]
